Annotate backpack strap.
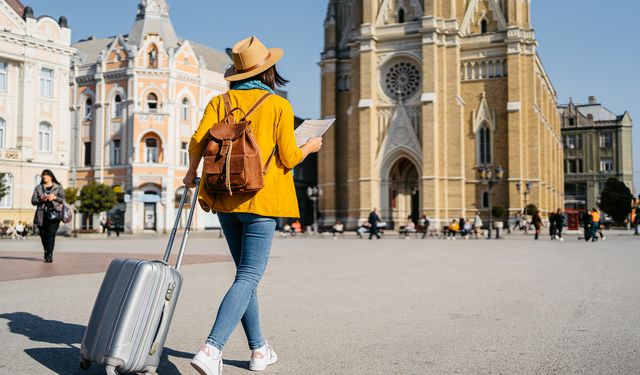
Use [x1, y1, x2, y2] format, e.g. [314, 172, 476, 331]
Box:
[222, 93, 235, 125]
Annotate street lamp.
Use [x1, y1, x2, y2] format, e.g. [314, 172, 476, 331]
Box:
[478, 165, 504, 239]
[515, 180, 532, 209]
[306, 186, 323, 233]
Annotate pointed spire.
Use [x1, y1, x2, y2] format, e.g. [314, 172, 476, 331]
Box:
[137, 0, 170, 19]
[129, 0, 178, 48]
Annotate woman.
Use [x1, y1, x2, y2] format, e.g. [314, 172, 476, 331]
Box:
[554, 208, 565, 241]
[532, 210, 543, 240]
[184, 36, 322, 375]
[31, 169, 66, 262]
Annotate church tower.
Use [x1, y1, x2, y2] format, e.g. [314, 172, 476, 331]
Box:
[320, 0, 564, 229]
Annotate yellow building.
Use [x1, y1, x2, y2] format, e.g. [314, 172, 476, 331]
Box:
[70, 0, 229, 232]
[320, 0, 564, 229]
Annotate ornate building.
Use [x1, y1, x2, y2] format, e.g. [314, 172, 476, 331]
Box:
[559, 96, 634, 211]
[320, 0, 564, 229]
[0, 0, 74, 223]
[71, 0, 230, 232]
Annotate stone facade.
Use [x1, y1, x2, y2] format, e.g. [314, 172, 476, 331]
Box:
[70, 0, 230, 233]
[0, 1, 74, 223]
[559, 96, 634, 211]
[320, 0, 564, 229]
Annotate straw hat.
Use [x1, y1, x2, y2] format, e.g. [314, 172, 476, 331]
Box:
[224, 36, 284, 81]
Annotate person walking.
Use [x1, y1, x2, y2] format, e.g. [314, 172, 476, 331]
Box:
[590, 208, 600, 242]
[473, 211, 483, 239]
[532, 210, 543, 240]
[513, 212, 521, 231]
[31, 169, 66, 262]
[183, 36, 323, 375]
[554, 209, 565, 241]
[419, 214, 430, 239]
[548, 210, 557, 240]
[368, 208, 382, 240]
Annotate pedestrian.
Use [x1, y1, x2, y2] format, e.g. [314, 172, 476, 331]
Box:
[183, 36, 323, 375]
[532, 210, 543, 240]
[522, 210, 529, 234]
[31, 169, 66, 262]
[554, 209, 565, 241]
[590, 208, 600, 242]
[330, 220, 344, 238]
[447, 219, 459, 240]
[473, 211, 483, 239]
[368, 208, 382, 240]
[513, 211, 521, 231]
[419, 214, 430, 239]
[106, 218, 113, 237]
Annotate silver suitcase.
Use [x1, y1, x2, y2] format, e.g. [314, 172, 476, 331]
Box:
[80, 179, 200, 375]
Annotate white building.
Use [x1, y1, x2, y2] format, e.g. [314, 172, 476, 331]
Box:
[0, 1, 75, 224]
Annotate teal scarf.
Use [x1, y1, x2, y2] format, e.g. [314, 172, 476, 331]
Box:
[231, 80, 275, 94]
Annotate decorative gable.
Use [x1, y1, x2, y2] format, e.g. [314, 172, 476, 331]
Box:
[376, 0, 423, 26]
[472, 93, 496, 133]
[460, 0, 508, 36]
[377, 103, 422, 167]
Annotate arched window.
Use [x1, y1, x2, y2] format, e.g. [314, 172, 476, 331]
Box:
[148, 45, 158, 68]
[0, 173, 13, 208]
[181, 98, 189, 121]
[113, 94, 123, 118]
[480, 19, 488, 34]
[0, 118, 6, 149]
[147, 93, 158, 112]
[145, 137, 159, 163]
[397, 7, 405, 23]
[38, 122, 52, 153]
[84, 97, 93, 120]
[478, 125, 491, 165]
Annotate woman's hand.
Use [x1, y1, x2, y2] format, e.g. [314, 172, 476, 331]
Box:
[183, 169, 197, 188]
[47, 194, 56, 201]
[300, 137, 323, 161]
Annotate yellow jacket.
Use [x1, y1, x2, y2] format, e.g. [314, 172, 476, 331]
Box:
[189, 89, 303, 218]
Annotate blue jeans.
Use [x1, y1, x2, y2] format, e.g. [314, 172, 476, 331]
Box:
[206, 212, 276, 351]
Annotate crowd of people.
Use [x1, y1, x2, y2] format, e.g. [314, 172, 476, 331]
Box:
[0, 220, 31, 240]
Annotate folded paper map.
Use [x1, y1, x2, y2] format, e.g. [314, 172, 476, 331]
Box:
[294, 118, 336, 147]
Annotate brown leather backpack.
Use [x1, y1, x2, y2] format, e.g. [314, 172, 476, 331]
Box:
[202, 93, 275, 195]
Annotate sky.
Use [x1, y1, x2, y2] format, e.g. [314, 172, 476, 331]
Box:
[25, 0, 640, 190]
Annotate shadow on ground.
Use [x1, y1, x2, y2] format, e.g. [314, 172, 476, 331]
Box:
[0, 312, 186, 374]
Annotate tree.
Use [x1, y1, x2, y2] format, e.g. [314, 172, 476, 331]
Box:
[599, 177, 633, 225]
[79, 182, 117, 217]
[0, 173, 9, 201]
[525, 204, 538, 216]
[64, 187, 80, 206]
[491, 204, 507, 219]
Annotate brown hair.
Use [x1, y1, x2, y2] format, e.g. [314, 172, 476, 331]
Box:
[237, 65, 289, 90]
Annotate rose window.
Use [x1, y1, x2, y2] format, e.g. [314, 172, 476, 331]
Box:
[382, 60, 420, 100]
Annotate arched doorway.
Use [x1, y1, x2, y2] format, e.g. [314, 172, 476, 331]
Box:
[387, 158, 420, 229]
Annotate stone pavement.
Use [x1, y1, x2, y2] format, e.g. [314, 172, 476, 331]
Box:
[0, 232, 639, 374]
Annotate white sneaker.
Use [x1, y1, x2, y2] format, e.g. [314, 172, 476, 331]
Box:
[191, 344, 222, 375]
[249, 343, 278, 371]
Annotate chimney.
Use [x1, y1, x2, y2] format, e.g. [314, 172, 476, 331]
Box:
[588, 96, 597, 105]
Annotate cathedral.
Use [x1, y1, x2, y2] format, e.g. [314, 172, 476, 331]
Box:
[320, 0, 564, 229]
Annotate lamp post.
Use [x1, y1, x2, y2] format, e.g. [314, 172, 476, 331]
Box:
[515, 180, 532, 210]
[306, 186, 323, 233]
[478, 165, 504, 239]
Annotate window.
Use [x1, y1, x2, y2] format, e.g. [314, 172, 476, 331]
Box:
[0, 173, 13, 208]
[145, 137, 158, 163]
[599, 132, 612, 149]
[397, 8, 405, 23]
[482, 192, 489, 208]
[0, 61, 7, 92]
[480, 19, 488, 34]
[0, 118, 5, 149]
[180, 142, 188, 166]
[112, 139, 121, 165]
[478, 125, 491, 164]
[84, 142, 92, 166]
[84, 98, 93, 120]
[38, 123, 52, 152]
[114, 94, 123, 118]
[147, 93, 158, 112]
[40, 68, 53, 97]
[566, 159, 583, 174]
[564, 134, 582, 150]
[181, 98, 189, 121]
[568, 118, 575, 126]
[600, 158, 613, 173]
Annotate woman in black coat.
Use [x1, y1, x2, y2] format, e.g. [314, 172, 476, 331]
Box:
[31, 169, 66, 262]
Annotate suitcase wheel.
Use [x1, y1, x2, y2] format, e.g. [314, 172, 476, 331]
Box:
[79, 358, 90, 370]
[105, 365, 119, 375]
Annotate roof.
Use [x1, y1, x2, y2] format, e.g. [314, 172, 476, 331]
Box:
[574, 104, 618, 122]
[73, 37, 115, 65]
[6, 0, 25, 17]
[190, 41, 231, 72]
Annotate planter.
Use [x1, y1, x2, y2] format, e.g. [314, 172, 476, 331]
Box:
[493, 221, 504, 229]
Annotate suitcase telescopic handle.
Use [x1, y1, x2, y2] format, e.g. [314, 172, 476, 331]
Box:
[163, 177, 200, 269]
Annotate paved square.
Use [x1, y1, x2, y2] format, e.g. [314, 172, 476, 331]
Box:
[1, 233, 639, 374]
